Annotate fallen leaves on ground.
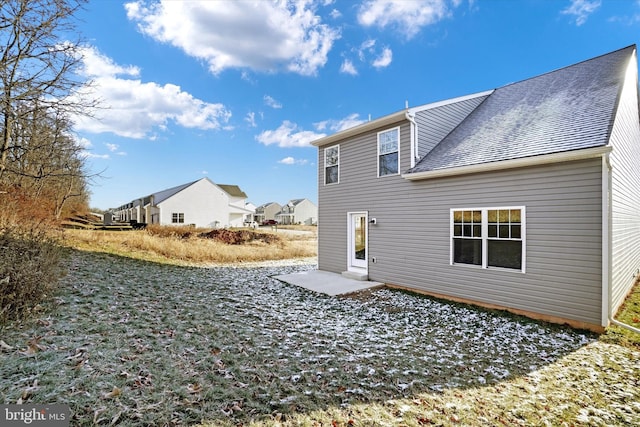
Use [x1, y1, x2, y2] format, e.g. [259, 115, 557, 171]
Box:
[0, 251, 637, 426]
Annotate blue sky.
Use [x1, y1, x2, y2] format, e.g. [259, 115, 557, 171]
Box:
[72, 0, 640, 210]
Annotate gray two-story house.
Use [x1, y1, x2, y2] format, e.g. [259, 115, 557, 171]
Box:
[311, 46, 640, 332]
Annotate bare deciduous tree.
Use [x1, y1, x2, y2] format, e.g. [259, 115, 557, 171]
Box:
[0, 0, 95, 217]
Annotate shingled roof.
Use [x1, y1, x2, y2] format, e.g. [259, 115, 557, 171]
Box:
[217, 184, 248, 199]
[406, 45, 636, 175]
[150, 178, 246, 205]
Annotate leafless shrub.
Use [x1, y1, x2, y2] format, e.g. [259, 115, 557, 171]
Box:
[0, 225, 64, 325]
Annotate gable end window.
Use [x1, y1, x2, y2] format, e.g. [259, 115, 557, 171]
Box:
[325, 145, 339, 185]
[451, 207, 525, 272]
[172, 212, 185, 224]
[378, 127, 399, 177]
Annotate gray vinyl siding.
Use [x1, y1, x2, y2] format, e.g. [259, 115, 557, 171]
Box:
[318, 121, 603, 325]
[415, 95, 489, 158]
[609, 58, 640, 315]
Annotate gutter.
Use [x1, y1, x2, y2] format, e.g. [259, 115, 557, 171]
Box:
[405, 110, 418, 168]
[311, 110, 406, 147]
[603, 152, 640, 334]
[609, 316, 640, 334]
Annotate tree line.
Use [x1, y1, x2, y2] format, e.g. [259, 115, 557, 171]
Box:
[1, 0, 94, 221]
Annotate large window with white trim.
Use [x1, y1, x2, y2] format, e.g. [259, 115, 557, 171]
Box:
[324, 145, 339, 185]
[378, 127, 399, 176]
[451, 207, 525, 271]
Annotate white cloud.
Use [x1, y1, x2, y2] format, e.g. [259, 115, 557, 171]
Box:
[357, 0, 453, 39]
[75, 136, 109, 159]
[256, 121, 326, 148]
[71, 46, 231, 139]
[314, 113, 366, 133]
[561, 0, 601, 26]
[278, 156, 309, 165]
[359, 39, 377, 61]
[80, 46, 140, 78]
[372, 47, 393, 68]
[125, 0, 340, 76]
[245, 112, 257, 127]
[84, 153, 110, 159]
[340, 59, 358, 75]
[76, 137, 92, 149]
[343, 39, 392, 71]
[264, 95, 283, 109]
[105, 143, 127, 156]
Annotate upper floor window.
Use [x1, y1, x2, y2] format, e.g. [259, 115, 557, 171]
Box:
[378, 127, 399, 176]
[172, 212, 185, 224]
[325, 145, 339, 185]
[451, 207, 525, 271]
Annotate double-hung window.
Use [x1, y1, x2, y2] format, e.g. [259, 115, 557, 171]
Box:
[451, 207, 525, 271]
[324, 145, 339, 185]
[172, 212, 185, 224]
[378, 127, 399, 176]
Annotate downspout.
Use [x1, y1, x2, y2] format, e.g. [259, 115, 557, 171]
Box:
[604, 152, 640, 334]
[405, 110, 418, 168]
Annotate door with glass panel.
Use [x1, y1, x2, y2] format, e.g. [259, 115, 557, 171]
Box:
[348, 212, 368, 270]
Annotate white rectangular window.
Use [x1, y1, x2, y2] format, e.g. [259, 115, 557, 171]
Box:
[325, 145, 339, 184]
[451, 207, 525, 271]
[378, 127, 399, 176]
[172, 213, 185, 224]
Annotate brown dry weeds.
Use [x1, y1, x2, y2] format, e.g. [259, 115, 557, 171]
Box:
[61, 226, 317, 266]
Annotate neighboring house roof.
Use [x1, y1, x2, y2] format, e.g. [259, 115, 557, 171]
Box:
[152, 180, 198, 205]
[139, 178, 247, 206]
[218, 184, 247, 198]
[408, 45, 635, 174]
[256, 202, 279, 210]
[277, 199, 312, 214]
[286, 198, 306, 206]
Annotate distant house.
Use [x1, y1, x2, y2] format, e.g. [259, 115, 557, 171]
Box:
[311, 46, 640, 331]
[112, 177, 251, 228]
[244, 202, 257, 224]
[253, 202, 281, 224]
[276, 198, 317, 225]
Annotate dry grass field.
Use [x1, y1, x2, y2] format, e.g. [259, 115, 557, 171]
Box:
[60, 225, 317, 266]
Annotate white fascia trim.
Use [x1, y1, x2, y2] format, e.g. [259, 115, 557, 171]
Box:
[311, 90, 495, 148]
[402, 146, 613, 181]
[406, 90, 494, 115]
[311, 111, 406, 147]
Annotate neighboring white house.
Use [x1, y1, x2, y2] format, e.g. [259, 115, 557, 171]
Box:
[276, 198, 317, 225]
[112, 178, 252, 228]
[244, 202, 257, 224]
[253, 202, 282, 224]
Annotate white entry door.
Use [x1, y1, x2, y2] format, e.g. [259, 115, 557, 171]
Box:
[348, 212, 368, 271]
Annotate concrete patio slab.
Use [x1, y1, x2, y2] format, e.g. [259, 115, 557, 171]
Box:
[274, 270, 384, 296]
